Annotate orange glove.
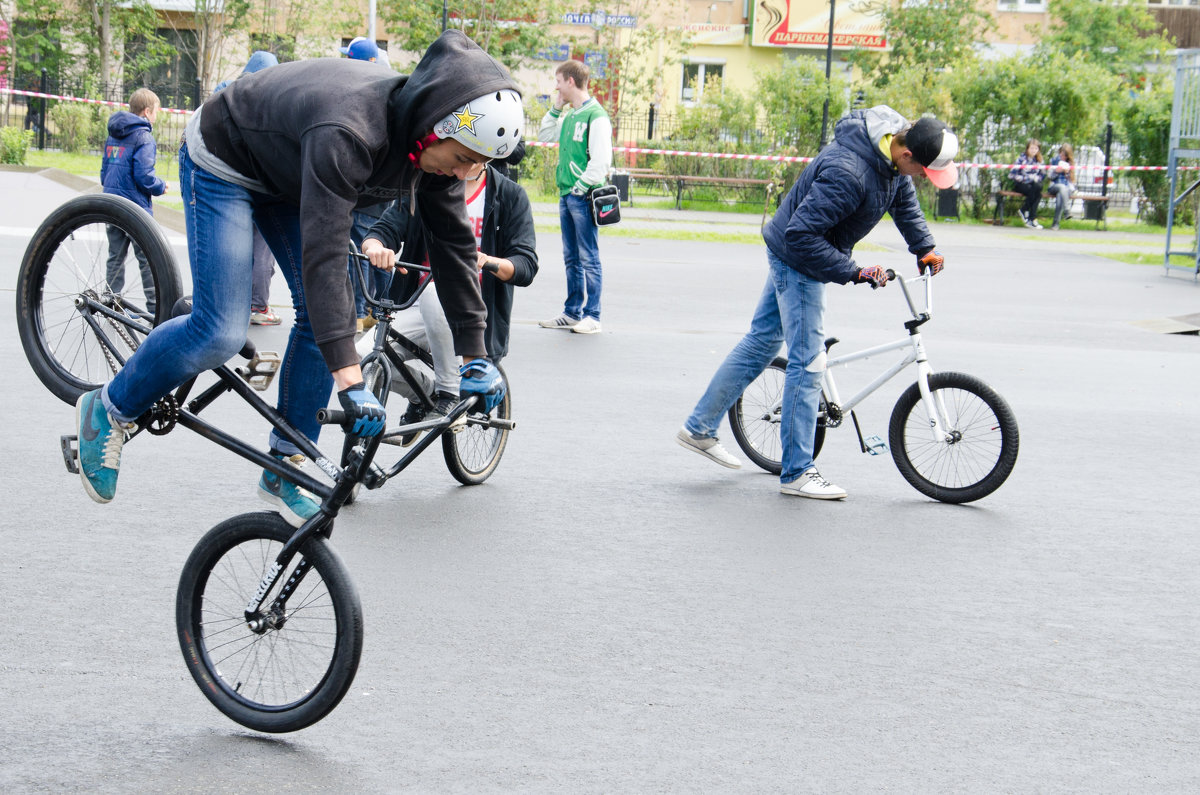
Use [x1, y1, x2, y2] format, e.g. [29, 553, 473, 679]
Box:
[855, 265, 890, 289]
[918, 250, 944, 276]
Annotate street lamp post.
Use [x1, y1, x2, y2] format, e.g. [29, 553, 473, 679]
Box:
[818, 0, 836, 149]
[443, 0, 449, 31]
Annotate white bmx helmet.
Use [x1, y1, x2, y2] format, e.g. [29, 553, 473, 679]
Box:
[433, 89, 524, 159]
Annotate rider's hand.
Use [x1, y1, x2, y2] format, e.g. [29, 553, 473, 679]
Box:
[459, 358, 505, 412]
[855, 265, 890, 289]
[918, 249, 944, 276]
[361, 238, 401, 273]
[337, 382, 386, 437]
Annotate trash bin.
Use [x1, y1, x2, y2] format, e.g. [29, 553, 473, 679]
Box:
[1084, 198, 1105, 221]
[611, 171, 630, 203]
[936, 188, 959, 220]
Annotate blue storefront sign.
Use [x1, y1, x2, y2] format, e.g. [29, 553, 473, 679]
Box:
[563, 11, 637, 28]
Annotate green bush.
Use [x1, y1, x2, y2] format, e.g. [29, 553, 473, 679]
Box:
[0, 127, 35, 165]
[47, 102, 107, 154]
[1117, 83, 1191, 227]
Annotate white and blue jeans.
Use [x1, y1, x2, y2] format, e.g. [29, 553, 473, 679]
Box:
[559, 192, 602, 320]
[104, 143, 332, 457]
[684, 251, 827, 484]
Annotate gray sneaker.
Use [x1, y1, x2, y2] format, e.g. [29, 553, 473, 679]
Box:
[780, 468, 847, 500]
[675, 427, 741, 469]
[539, 313, 581, 330]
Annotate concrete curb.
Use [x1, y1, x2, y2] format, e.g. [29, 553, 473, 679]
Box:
[1, 164, 188, 235]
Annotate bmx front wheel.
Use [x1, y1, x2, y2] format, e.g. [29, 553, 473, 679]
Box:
[888, 371, 1019, 503]
[176, 512, 364, 733]
[443, 364, 511, 485]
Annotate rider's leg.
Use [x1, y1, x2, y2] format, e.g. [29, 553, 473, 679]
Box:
[104, 144, 255, 423]
[417, 283, 462, 399]
[252, 198, 330, 459]
[772, 253, 832, 488]
[80, 144, 255, 503]
[684, 268, 784, 440]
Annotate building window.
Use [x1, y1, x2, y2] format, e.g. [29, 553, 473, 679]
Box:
[997, 0, 1044, 12]
[681, 61, 724, 103]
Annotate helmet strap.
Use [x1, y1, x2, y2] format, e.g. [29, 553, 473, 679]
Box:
[408, 132, 440, 166]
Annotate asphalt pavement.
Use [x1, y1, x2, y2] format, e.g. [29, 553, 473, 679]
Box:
[2, 166, 1199, 792]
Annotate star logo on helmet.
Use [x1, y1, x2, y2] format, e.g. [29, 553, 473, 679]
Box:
[451, 105, 481, 135]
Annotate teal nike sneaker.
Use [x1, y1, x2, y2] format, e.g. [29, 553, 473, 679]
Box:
[258, 454, 320, 527]
[76, 388, 131, 503]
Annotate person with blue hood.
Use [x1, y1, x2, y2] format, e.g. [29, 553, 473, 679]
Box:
[74, 30, 524, 528]
[677, 106, 956, 501]
[101, 87, 168, 314]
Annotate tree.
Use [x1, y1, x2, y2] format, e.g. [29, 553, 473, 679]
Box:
[378, 0, 573, 66]
[850, 0, 995, 90]
[948, 53, 1115, 151]
[1116, 82, 1186, 226]
[1033, 0, 1172, 87]
[756, 55, 848, 156]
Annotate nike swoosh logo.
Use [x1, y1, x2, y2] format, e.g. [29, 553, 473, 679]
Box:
[599, 208, 615, 218]
[81, 392, 102, 442]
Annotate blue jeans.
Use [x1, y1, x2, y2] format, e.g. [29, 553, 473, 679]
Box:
[684, 251, 827, 483]
[104, 143, 332, 457]
[559, 193, 602, 320]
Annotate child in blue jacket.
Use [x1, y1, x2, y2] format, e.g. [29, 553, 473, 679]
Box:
[101, 88, 169, 313]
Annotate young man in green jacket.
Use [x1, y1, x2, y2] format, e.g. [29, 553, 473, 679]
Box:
[536, 60, 612, 335]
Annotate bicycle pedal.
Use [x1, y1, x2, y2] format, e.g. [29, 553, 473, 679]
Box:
[60, 434, 80, 474]
[237, 350, 281, 391]
[864, 435, 888, 456]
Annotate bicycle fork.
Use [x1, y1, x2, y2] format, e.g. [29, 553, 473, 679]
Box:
[911, 334, 954, 445]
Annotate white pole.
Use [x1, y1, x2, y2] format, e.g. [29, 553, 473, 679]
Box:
[368, 0, 377, 39]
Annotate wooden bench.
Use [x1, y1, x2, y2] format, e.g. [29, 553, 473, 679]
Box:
[994, 188, 1109, 230]
[624, 170, 776, 211]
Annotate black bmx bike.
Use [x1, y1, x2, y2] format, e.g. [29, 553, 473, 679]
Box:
[16, 193, 513, 732]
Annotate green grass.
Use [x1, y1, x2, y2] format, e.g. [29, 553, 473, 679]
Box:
[1099, 252, 1197, 266]
[25, 149, 103, 177]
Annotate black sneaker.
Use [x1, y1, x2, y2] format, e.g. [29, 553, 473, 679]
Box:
[430, 391, 466, 430]
[398, 401, 425, 447]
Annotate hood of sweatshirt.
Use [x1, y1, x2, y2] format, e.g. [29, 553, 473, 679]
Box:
[833, 105, 909, 179]
[107, 110, 151, 140]
[387, 30, 521, 155]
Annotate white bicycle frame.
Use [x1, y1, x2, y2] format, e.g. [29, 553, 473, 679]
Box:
[820, 272, 953, 446]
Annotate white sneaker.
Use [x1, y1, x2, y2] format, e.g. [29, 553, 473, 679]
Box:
[675, 427, 741, 469]
[572, 317, 602, 334]
[539, 313, 581, 330]
[780, 468, 847, 500]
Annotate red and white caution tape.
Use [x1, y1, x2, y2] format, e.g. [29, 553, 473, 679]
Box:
[5, 89, 1198, 170]
[1, 87, 193, 115]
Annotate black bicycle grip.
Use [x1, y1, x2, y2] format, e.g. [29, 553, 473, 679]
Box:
[482, 260, 500, 274]
[316, 408, 347, 426]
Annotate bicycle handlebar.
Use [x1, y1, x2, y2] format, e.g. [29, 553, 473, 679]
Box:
[317, 408, 348, 427]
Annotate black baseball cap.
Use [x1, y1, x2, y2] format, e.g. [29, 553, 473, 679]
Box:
[906, 117, 959, 189]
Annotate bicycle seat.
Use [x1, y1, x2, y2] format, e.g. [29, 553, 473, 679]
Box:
[824, 337, 839, 352]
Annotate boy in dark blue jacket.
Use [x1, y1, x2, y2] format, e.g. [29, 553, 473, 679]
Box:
[101, 88, 169, 313]
[677, 106, 955, 500]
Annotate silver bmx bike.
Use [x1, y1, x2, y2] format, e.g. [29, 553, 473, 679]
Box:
[728, 269, 1019, 503]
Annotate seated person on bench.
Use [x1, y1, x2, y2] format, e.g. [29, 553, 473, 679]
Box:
[359, 160, 538, 443]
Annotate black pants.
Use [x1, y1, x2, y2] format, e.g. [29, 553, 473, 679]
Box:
[1012, 181, 1042, 221]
